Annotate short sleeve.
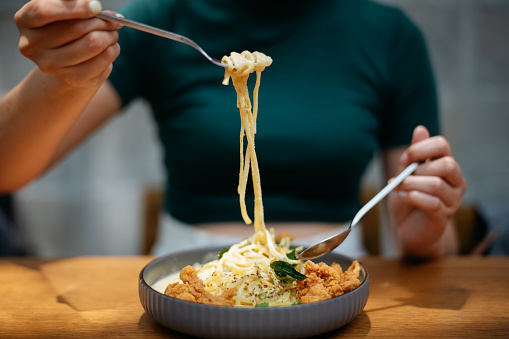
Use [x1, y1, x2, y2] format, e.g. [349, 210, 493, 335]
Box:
[379, 10, 439, 149]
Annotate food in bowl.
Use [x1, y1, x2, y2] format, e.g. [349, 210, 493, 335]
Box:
[153, 230, 361, 307]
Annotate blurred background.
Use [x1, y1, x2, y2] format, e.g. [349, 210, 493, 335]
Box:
[1, 0, 508, 256]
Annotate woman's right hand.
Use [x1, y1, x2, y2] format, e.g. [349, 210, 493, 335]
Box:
[14, 0, 122, 88]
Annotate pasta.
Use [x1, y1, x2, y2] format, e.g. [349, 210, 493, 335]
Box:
[221, 51, 273, 234]
[163, 51, 361, 307]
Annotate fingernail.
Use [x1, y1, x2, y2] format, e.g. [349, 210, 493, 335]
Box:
[387, 178, 393, 184]
[89, 1, 102, 15]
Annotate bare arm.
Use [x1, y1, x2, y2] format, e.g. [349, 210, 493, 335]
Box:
[383, 126, 466, 257]
[0, 70, 121, 192]
[0, 0, 122, 192]
[45, 81, 122, 172]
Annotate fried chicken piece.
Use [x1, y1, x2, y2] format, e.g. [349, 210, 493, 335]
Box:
[164, 266, 235, 306]
[296, 260, 361, 304]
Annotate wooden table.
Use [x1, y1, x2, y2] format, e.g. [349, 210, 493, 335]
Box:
[1, 256, 508, 338]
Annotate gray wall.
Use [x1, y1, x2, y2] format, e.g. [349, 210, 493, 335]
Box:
[1, 0, 508, 256]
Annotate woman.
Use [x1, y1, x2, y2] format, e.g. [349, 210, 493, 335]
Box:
[0, 0, 466, 257]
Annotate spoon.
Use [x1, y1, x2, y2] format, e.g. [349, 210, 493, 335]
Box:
[298, 162, 419, 260]
[97, 12, 226, 68]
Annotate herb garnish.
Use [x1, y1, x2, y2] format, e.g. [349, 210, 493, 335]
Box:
[286, 248, 298, 260]
[270, 261, 307, 281]
[255, 302, 269, 307]
[217, 247, 229, 260]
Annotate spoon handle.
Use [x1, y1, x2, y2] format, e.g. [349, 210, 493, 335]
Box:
[351, 162, 418, 227]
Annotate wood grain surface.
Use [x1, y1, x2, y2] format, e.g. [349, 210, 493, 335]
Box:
[1, 256, 507, 338]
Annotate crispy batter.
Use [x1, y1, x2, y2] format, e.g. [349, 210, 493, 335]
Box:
[296, 260, 361, 304]
[164, 266, 235, 306]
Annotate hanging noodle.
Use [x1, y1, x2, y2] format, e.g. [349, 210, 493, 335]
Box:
[222, 51, 273, 235]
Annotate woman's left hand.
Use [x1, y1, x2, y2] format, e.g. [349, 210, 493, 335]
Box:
[388, 125, 467, 257]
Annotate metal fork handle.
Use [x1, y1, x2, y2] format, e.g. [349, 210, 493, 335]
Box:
[97, 12, 226, 67]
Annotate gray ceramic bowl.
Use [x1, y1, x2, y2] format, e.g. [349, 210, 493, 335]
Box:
[139, 246, 369, 339]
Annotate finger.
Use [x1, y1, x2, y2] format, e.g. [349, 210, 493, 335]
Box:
[401, 135, 451, 166]
[19, 17, 120, 59]
[40, 15, 120, 49]
[15, 0, 103, 29]
[81, 63, 114, 88]
[411, 125, 430, 145]
[413, 156, 466, 188]
[397, 190, 453, 218]
[398, 125, 429, 166]
[57, 42, 120, 87]
[38, 30, 119, 69]
[94, 63, 114, 85]
[394, 175, 458, 208]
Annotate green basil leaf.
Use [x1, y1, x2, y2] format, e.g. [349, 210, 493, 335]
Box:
[286, 248, 297, 260]
[270, 261, 307, 281]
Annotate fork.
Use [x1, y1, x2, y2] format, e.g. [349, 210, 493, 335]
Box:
[97, 12, 226, 68]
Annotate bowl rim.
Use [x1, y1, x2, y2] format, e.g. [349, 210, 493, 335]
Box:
[139, 246, 369, 311]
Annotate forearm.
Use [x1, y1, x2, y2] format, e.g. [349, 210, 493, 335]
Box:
[0, 67, 100, 192]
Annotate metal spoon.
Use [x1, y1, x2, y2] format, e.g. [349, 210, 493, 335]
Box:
[97, 12, 226, 68]
[298, 162, 419, 260]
